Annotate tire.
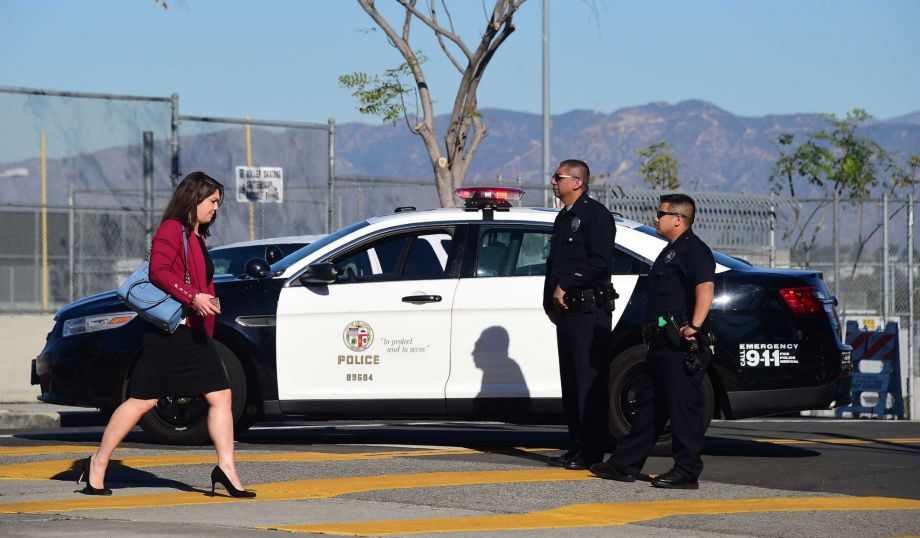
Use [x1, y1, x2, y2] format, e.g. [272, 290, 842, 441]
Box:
[135, 339, 250, 445]
[607, 345, 714, 456]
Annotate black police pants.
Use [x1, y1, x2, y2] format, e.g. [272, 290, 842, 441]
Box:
[612, 345, 706, 480]
[555, 305, 612, 462]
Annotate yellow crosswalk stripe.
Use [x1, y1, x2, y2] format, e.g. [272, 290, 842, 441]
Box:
[267, 496, 920, 536]
[0, 469, 591, 514]
[0, 446, 97, 456]
[0, 447, 555, 481]
[0, 448, 487, 480]
[752, 437, 920, 446]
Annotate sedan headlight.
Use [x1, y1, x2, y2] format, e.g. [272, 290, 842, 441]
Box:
[62, 312, 137, 337]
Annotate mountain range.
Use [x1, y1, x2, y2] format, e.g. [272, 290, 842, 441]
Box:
[3, 100, 919, 209]
[336, 100, 920, 193]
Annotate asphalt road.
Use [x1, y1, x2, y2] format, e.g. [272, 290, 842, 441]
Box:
[0, 417, 917, 537]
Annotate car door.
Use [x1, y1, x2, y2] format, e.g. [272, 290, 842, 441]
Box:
[275, 226, 459, 407]
[447, 222, 640, 412]
[447, 224, 557, 412]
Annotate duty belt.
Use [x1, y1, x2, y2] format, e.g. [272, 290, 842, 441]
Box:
[562, 282, 618, 312]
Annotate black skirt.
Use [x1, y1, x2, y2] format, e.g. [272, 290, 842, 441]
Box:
[129, 323, 230, 399]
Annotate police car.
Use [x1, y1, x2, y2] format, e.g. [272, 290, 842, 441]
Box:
[33, 187, 852, 449]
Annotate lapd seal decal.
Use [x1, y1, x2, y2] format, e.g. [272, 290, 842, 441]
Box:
[665, 250, 676, 263]
[344, 321, 374, 352]
[570, 217, 581, 232]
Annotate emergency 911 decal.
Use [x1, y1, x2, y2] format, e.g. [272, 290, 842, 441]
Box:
[739, 343, 799, 367]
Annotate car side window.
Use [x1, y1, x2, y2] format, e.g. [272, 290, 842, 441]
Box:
[476, 228, 552, 277]
[612, 246, 650, 275]
[332, 230, 453, 283]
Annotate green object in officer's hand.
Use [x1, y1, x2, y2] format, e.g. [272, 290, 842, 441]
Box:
[658, 316, 667, 328]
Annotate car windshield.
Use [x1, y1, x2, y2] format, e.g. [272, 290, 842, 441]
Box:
[211, 243, 308, 275]
[633, 225, 751, 269]
[270, 220, 371, 273]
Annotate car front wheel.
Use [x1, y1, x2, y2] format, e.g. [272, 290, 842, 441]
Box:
[133, 339, 249, 445]
[607, 344, 714, 456]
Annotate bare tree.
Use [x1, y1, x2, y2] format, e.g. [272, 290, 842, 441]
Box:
[343, 0, 526, 207]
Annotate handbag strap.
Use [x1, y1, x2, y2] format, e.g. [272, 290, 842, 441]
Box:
[182, 227, 191, 285]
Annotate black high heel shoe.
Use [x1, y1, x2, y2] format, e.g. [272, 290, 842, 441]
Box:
[76, 456, 112, 496]
[210, 466, 256, 498]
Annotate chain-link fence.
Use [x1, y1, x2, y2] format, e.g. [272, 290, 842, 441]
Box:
[178, 115, 332, 241]
[1, 85, 917, 417]
[0, 86, 334, 311]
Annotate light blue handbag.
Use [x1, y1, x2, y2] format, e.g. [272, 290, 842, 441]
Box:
[117, 230, 190, 333]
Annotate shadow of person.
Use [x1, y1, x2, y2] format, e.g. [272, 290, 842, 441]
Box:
[54, 458, 208, 494]
[473, 326, 529, 416]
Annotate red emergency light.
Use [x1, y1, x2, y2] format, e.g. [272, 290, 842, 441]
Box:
[454, 187, 525, 211]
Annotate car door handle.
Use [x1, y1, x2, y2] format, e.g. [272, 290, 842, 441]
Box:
[402, 294, 442, 304]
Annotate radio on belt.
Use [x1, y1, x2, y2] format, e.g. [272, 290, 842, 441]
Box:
[454, 187, 525, 217]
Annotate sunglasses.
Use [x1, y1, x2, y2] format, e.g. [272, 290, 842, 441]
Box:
[656, 210, 688, 220]
[551, 173, 581, 182]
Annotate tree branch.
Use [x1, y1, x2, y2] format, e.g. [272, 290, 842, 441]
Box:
[429, 0, 464, 73]
[357, 0, 436, 136]
[395, 0, 473, 60]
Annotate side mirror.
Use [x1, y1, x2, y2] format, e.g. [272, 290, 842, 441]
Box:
[244, 257, 272, 279]
[298, 262, 338, 285]
[264, 245, 284, 265]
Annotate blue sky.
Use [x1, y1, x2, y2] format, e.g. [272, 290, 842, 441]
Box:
[2, 0, 918, 126]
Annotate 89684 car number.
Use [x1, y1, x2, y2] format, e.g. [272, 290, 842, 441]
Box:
[346, 373, 373, 381]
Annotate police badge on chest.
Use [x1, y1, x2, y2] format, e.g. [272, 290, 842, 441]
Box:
[570, 217, 581, 232]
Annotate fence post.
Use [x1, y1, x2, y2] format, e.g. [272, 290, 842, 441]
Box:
[833, 191, 840, 298]
[769, 199, 776, 268]
[327, 117, 336, 234]
[883, 193, 890, 321]
[170, 93, 180, 188]
[908, 195, 915, 419]
[68, 184, 74, 303]
[143, 131, 154, 250]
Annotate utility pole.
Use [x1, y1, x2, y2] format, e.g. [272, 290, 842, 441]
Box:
[542, 0, 551, 208]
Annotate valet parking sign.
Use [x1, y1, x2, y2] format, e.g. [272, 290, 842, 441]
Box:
[235, 166, 283, 203]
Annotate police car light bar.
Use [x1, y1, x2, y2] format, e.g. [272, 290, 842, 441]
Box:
[454, 187, 525, 211]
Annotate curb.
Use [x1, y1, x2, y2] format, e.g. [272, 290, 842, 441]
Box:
[0, 410, 61, 429]
[0, 404, 103, 430]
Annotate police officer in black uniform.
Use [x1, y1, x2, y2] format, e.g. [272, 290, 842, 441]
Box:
[590, 193, 714, 489]
[543, 159, 616, 470]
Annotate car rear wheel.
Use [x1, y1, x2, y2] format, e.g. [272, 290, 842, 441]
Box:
[133, 340, 251, 445]
[608, 344, 714, 456]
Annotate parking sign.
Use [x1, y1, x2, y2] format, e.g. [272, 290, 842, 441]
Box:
[235, 166, 283, 203]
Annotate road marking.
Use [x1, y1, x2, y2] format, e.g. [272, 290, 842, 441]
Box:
[0, 445, 97, 456]
[267, 496, 920, 536]
[0, 468, 591, 514]
[752, 437, 920, 446]
[0, 447, 551, 480]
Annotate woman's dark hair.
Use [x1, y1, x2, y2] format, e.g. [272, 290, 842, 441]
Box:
[161, 171, 225, 238]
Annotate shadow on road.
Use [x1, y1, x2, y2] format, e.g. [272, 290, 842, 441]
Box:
[709, 423, 920, 456]
[52, 458, 210, 494]
[703, 436, 820, 458]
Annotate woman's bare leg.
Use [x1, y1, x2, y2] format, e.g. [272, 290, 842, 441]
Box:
[204, 389, 244, 489]
[91, 398, 158, 488]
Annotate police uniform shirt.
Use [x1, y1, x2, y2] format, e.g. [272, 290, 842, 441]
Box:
[543, 192, 616, 314]
[646, 229, 715, 324]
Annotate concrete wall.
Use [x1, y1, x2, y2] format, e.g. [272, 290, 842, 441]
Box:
[0, 314, 54, 403]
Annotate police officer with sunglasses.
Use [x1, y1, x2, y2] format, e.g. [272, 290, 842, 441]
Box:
[543, 159, 617, 470]
[590, 193, 714, 489]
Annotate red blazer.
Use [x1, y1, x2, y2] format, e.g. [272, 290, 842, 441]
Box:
[149, 218, 216, 336]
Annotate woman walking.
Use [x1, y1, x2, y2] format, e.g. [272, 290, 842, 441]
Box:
[77, 171, 254, 498]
